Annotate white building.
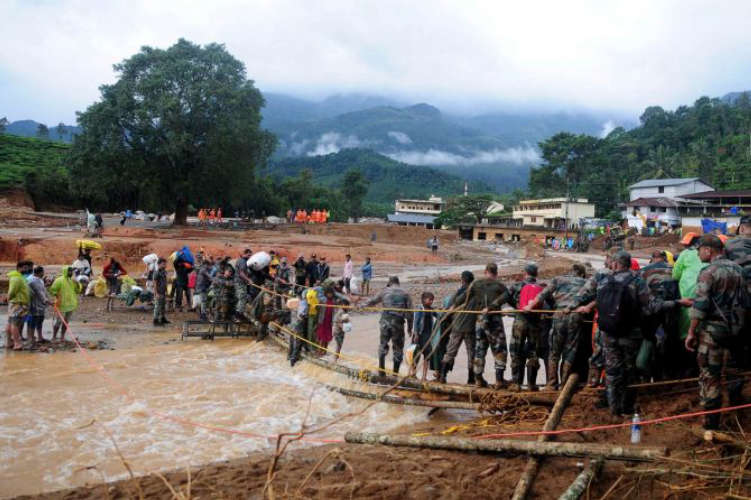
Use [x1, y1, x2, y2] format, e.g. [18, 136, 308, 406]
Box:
[512, 198, 595, 229]
[387, 195, 445, 229]
[628, 178, 713, 201]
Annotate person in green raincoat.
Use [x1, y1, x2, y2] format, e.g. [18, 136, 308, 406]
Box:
[673, 233, 708, 339]
[49, 266, 82, 341]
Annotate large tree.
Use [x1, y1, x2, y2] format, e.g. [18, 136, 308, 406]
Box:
[340, 168, 369, 221]
[69, 38, 276, 224]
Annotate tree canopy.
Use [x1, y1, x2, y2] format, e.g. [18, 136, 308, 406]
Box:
[529, 94, 751, 217]
[69, 38, 275, 223]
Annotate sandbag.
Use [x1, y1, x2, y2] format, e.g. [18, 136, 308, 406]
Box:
[93, 277, 108, 298]
[349, 276, 362, 295]
[192, 293, 203, 310]
[76, 239, 102, 251]
[142, 253, 158, 266]
[248, 251, 271, 271]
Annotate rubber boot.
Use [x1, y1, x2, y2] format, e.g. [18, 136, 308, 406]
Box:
[438, 362, 449, 384]
[587, 364, 600, 387]
[703, 413, 720, 430]
[467, 371, 476, 385]
[393, 360, 401, 376]
[153, 319, 162, 327]
[545, 359, 559, 390]
[474, 373, 488, 388]
[495, 369, 507, 390]
[526, 366, 539, 392]
[507, 366, 522, 392]
[161, 318, 171, 325]
[560, 361, 573, 387]
[378, 354, 386, 375]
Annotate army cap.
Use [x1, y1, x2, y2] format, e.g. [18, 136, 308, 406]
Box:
[524, 263, 538, 277]
[698, 234, 724, 250]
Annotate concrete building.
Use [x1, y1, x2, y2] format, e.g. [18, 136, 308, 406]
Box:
[387, 195, 444, 229]
[628, 178, 713, 201]
[625, 197, 681, 227]
[678, 190, 751, 234]
[511, 198, 595, 229]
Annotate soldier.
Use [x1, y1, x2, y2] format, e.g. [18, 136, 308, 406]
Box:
[682, 235, 748, 430]
[726, 216, 751, 295]
[234, 248, 253, 320]
[640, 250, 681, 379]
[153, 258, 170, 326]
[575, 251, 650, 416]
[213, 266, 236, 321]
[360, 276, 413, 375]
[508, 263, 544, 391]
[469, 263, 513, 388]
[578, 252, 615, 387]
[293, 254, 307, 289]
[436, 271, 476, 383]
[524, 264, 587, 390]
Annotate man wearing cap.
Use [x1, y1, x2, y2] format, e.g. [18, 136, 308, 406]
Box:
[360, 276, 413, 375]
[673, 232, 708, 345]
[575, 252, 650, 416]
[525, 264, 588, 390]
[508, 263, 543, 391]
[682, 235, 748, 429]
[438, 270, 477, 384]
[305, 254, 320, 287]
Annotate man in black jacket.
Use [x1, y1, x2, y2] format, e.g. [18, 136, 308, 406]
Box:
[306, 254, 320, 286]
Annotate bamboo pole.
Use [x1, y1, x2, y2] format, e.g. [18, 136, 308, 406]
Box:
[343, 433, 665, 461]
[512, 373, 580, 500]
[327, 385, 481, 410]
[558, 458, 603, 500]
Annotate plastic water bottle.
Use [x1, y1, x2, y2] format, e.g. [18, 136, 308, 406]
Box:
[631, 413, 641, 444]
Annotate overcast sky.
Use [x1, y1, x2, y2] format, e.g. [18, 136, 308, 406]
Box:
[2, 0, 751, 125]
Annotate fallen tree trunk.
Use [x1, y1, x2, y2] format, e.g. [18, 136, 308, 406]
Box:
[558, 458, 603, 500]
[343, 433, 665, 461]
[327, 385, 481, 410]
[512, 373, 580, 500]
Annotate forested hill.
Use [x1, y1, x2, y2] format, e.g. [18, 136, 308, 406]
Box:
[269, 148, 492, 206]
[529, 94, 751, 217]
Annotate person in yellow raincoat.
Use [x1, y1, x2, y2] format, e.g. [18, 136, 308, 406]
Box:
[49, 265, 83, 341]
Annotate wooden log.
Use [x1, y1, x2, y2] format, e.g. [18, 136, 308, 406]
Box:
[512, 373, 580, 500]
[343, 433, 665, 461]
[558, 458, 603, 500]
[266, 325, 556, 404]
[327, 385, 481, 410]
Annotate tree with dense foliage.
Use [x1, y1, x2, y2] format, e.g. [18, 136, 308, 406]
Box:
[0, 117, 8, 134]
[69, 38, 275, 224]
[36, 123, 49, 139]
[529, 94, 751, 217]
[435, 194, 496, 227]
[56, 122, 66, 140]
[340, 169, 369, 221]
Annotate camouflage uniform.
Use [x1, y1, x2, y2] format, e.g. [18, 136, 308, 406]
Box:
[726, 235, 751, 331]
[212, 275, 236, 321]
[537, 275, 586, 387]
[578, 270, 650, 415]
[509, 278, 543, 387]
[690, 256, 747, 425]
[440, 286, 476, 379]
[362, 286, 413, 370]
[577, 268, 612, 385]
[471, 279, 512, 381]
[234, 257, 250, 317]
[639, 261, 680, 379]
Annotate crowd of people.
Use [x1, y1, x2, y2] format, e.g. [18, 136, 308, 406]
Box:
[197, 208, 224, 225]
[288, 209, 331, 224]
[5, 217, 750, 431]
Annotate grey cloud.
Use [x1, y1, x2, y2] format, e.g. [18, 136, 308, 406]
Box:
[387, 131, 412, 144]
[306, 132, 366, 156]
[387, 146, 541, 166]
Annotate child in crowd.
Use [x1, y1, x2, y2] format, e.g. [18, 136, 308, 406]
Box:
[410, 291, 439, 381]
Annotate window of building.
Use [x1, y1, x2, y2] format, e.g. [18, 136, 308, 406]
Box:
[495, 233, 504, 240]
[660, 207, 667, 213]
[478, 232, 487, 240]
[650, 206, 656, 212]
[658, 186, 664, 193]
[530, 216, 537, 223]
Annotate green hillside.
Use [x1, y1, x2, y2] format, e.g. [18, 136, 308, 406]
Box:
[0, 134, 72, 207]
[268, 148, 494, 212]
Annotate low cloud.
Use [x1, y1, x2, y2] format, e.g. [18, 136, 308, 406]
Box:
[306, 132, 364, 156]
[599, 120, 616, 138]
[387, 130, 412, 144]
[387, 146, 540, 166]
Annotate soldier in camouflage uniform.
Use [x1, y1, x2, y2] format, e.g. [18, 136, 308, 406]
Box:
[684, 235, 748, 430]
[640, 251, 681, 379]
[525, 264, 587, 390]
[234, 249, 253, 320]
[437, 271, 476, 384]
[508, 263, 543, 391]
[462, 263, 512, 388]
[726, 216, 751, 310]
[212, 266, 236, 321]
[575, 252, 650, 416]
[361, 276, 413, 375]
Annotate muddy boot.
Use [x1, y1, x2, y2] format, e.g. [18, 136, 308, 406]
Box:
[161, 318, 171, 325]
[378, 355, 386, 375]
[560, 361, 573, 387]
[587, 364, 600, 387]
[494, 369, 507, 390]
[467, 371, 476, 385]
[153, 319, 162, 327]
[438, 363, 449, 384]
[393, 360, 401, 376]
[545, 359, 559, 390]
[526, 366, 539, 392]
[474, 373, 488, 388]
[703, 413, 720, 430]
[507, 366, 522, 391]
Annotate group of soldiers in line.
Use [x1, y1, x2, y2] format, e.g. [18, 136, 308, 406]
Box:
[354, 218, 751, 430]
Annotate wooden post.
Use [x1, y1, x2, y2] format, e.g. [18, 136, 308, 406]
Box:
[326, 385, 481, 410]
[343, 433, 665, 461]
[558, 458, 603, 500]
[512, 373, 580, 500]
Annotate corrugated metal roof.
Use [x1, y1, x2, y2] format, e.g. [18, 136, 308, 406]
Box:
[628, 178, 701, 189]
[387, 213, 436, 224]
[626, 197, 678, 208]
[682, 190, 751, 199]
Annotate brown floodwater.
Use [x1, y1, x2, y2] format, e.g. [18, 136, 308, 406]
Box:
[0, 313, 480, 498]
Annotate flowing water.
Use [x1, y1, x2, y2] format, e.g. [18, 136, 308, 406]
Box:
[0, 317, 442, 498]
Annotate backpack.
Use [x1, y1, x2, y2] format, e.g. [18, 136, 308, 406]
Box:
[596, 274, 639, 336]
[518, 283, 544, 309]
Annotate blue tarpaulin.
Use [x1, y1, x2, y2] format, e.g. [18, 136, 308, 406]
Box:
[701, 218, 727, 235]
